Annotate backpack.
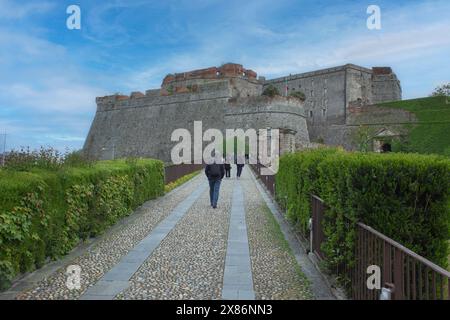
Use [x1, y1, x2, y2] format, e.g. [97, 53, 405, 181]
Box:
[209, 164, 221, 178]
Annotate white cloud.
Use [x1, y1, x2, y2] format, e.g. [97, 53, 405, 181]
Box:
[0, 27, 106, 114]
[0, 25, 105, 150]
[0, 0, 54, 20]
[45, 134, 85, 142]
[121, 0, 450, 90]
[0, 81, 102, 113]
[0, 31, 66, 63]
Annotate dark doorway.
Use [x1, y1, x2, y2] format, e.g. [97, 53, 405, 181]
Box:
[381, 143, 392, 153]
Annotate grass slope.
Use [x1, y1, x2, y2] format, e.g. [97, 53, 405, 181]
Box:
[379, 96, 450, 156]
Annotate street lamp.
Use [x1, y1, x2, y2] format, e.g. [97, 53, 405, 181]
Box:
[1, 132, 6, 167]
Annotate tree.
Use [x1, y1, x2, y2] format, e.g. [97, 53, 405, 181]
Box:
[262, 85, 280, 97]
[352, 125, 376, 152]
[430, 83, 450, 97]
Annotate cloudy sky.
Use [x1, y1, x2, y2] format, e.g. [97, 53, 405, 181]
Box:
[0, 0, 449, 151]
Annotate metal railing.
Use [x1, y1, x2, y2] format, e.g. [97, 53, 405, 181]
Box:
[351, 222, 450, 300]
[311, 195, 450, 300]
[250, 163, 276, 195]
[311, 195, 327, 260]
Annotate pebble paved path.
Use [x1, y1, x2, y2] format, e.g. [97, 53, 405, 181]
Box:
[12, 166, 323, 300]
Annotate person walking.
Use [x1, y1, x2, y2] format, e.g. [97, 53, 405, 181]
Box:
[205, 161, 225, 209]
[235, 155, 245, 179]
[224, 154, 232, 178]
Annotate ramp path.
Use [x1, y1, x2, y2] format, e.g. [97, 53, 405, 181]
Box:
[12, 167, 332, 300]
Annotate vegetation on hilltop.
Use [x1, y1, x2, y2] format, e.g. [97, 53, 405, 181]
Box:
[289, 90, 306, 101]
[379, 96, 450, 156]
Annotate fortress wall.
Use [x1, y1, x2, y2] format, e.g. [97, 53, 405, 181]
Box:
[97, 80, 233, 113]
[84, 90, 310, 162]
[324, 105, 416, 149]
[264, 65, 349, 142]
[84, 96, 231, 162]
[229, 77, 263, 98]
[346, 105, 416, 125]
[264, 64, 402, 143]
[345, 67, 373, 105]
[372, 73, 402, 103]
[85, 80, 236, 162]
[225, 96, 310, 147]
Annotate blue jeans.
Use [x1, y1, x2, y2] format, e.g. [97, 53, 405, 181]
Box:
[208, 179, 221, 207]
[237, 164, 244, 177]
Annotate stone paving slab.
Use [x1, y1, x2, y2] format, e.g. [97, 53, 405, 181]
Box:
[222, 181, 255, 300]
[80, 280, 130, 298]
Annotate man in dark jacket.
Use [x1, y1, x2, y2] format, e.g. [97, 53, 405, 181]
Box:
[205, 162, 225, 209]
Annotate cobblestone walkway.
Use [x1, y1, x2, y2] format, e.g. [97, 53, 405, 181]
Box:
[9, 167, 326, 300]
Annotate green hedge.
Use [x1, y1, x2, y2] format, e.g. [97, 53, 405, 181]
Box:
[0, 159, 164, 290]
[275, 148, 339, 234]
[276, 149, 450, 270]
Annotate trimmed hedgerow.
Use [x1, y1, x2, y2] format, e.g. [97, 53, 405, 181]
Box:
[276, 149, 450, 271]
[275, 147, 340, 234]
[0, 159, 164, 290]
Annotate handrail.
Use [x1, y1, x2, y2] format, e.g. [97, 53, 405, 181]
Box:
[357, 222, 450, 277]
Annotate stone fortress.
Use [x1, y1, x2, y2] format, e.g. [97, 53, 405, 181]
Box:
[83, 63, 405, 162]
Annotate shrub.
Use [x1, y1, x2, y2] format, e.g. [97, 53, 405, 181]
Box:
[275, 148, 339, 234]
[5, 147, 63, 171]
[262, 85, 280, 97]
[289, 91, 306, 101]
[276, 149, 450, 271]
[0, 159, 164, 290]
[319, 152, 450, 269]
[63, 150, 93, 168]
[5, 148, 94, 171]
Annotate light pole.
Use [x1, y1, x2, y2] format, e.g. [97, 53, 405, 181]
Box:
[1, 132, 6, 167]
